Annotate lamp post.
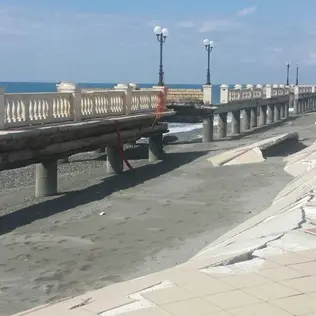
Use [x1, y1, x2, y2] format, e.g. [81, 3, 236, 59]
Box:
[154, 25, 168, 86]
[286, 62, 290, 86]
[296, 64, 299, 85]
[203, 39, 214, 85]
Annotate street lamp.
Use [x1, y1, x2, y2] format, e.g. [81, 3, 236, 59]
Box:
[154, 25, 169, 86]
[203, 39, 214, 85]
[286, 62, 290, 86]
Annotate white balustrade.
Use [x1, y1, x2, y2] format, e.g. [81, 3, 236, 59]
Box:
[131, 90, 160, 113]
[0, 84, 164, 129]
[81, 91, 125, 118]
[228, 89, 241, 101]
[4, 92, 73, 128]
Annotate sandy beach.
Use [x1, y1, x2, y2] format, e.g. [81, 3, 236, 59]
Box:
[1, 113, 316, 315]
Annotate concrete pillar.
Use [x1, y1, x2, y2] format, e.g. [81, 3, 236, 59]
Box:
[274, 104, 281, 121]
[267, 104, 274, 124]
[220, 85, 229, 104]
[202, 85, 213, 104]
[149, 134, 164, 162]
[285, 103, 290, 117]
[280, 104, 285, 118]
[115, 84, 133, 115]
[106, 145, 123, 174]
[202, 117, 214, 142]
[293, 85, 299, 114]
[231, 110, 241, 134]
[265, 85, 272, 99]
[56, 82, 81, 122]
[301, 100, 305, 112]
[218, 113, 227, 138]
[258, 105, 267, 126]
[250, 107, 257, 128]
[35, 160, 58, 197]
[289, 93, 294, 114]
[241, 108, 251, 130]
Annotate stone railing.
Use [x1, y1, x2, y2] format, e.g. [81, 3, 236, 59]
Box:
[201, 91, 316, 142]
[0, 83, 164, 129]
[220, 84, 315, 105]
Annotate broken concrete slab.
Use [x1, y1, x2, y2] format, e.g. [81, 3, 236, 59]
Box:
[208, 132, 299, 166]
[225, 147, 265, 165]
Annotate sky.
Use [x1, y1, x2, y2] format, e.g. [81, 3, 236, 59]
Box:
[0, 0, 315, 84]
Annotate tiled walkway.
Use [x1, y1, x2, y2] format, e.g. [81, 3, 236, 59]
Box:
[14, 248, 316, 316]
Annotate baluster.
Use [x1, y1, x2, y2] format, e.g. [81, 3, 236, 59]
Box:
[111, 95, 117, 113]
[37, 99, 43, 120]
[33, 99, 39, 120]
[91, 95, 95, 116]
[120, 95, 124, 113]
[6, 100, 11, 123]
[84, 96, 89, 115]
[63, 97, 68, 117]
[11, 100, 17, 122]
[29, 99, 34, 121]
[99, 95, 103, 114]
[52, 97, 56, 118]
[101, 96, 106, 114]
[63, 96, 72, 117]
[54, 97, 59, 118]
[16, 100, 22, 122]
[104, 95, 109, 114]
[60, 97, 65, 117]
[47, 96, 53, 121]
[95, 96, 100, 114]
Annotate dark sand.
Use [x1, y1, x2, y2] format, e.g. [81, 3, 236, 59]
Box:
[1, 113, 316, 315]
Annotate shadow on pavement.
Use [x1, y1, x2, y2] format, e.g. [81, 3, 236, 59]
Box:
[0, 150, 208, 235]
[262, 139, 308, 158]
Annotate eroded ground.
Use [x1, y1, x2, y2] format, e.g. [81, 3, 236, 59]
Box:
[1, 113, 316, 315]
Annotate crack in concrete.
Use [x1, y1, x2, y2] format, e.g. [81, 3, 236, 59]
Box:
[202, 200, 311, 271]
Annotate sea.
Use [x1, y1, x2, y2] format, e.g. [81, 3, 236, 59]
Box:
[0, 81, 227, 134]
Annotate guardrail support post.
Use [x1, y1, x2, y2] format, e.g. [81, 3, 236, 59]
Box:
[106, 145, 123, 174]
[218, 113, 227, 138]
[274, 104, 281, 121]
[280, 104, 286, 118]
[149, 133, 164, 161]
[259, 105, 267, 126]
[35, 160, 58, 197]
[267, 104, 274, 124]
[250, 107, 258, 128]
[231, 110, 240, 134]
[241, 108, 251, 130]
[202, 117, 214, 142]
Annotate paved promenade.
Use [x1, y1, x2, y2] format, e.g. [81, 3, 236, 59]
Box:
[14, 248, 316, 315]
[4, 112, 316, 315]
